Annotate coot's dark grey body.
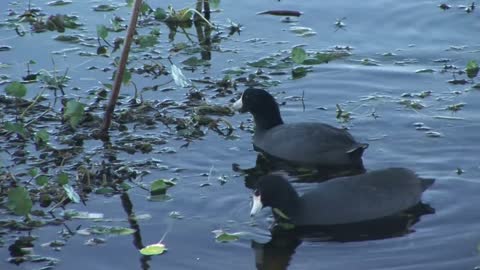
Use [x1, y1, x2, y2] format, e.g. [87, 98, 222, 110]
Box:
[233, 88, 367, 170]
[251, 168, 434, 226]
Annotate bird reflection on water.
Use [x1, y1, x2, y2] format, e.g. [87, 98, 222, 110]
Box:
[251, 202, 435, 270]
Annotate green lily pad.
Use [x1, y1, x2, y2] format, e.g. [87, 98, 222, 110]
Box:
[96, 25, 108, 39]
[291, 47, 307, 64]
[57, 172, 69, 185]
[137, 34, 158, 48]
[64, 100, 85, 128]
[35, 129, 50, 145]
[35, 175, 49, 186]
[4, 122, 28, 139]
[150, 179, 176, 196]
[7, 187, 32, 216]
[140, 243, 167, 255]
[5, 81, 27, 98]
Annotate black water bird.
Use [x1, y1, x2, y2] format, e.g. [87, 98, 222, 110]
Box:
[250, 168, 434, 226]
[233, 88, 368, 174]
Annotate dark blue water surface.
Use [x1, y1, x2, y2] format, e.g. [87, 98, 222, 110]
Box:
[1, 0, 480, 269]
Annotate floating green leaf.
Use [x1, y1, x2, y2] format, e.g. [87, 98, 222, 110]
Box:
[89, 225, 136, 235]
[150, 179, 176, 196]
[303, 52, 348, 65]
[62, 210, 104, 220]
[5, 81, 27, 98]
[212, 230, 240, 243]
[170, 8, 193, 23]
[446, 103, 465, 112]
[29, 168, 39, 177]
[137, 34, 158, 48]
[182, 56, 209, 67]
[122, 70, 132, 85]
[35, 129, 50, 145]
[292, 66, 310, 79]
[58, 172, 69, 185]
[399, 99, 425, 110]
[7, 187, 32, 216]
[154, 8, 167, 21]
[140, 243, 167, 255]
[291, 47, 307, 64]
[247, 57, 276, 68]
[35, 175, 49, 186]
[63, 184, 80, 203]
[64, 100, 85, 128]
[140, 2, 152, 14]
[4, 122, 28, 139]
[96, 25, 108, 39]
[466, 60, 479, 79]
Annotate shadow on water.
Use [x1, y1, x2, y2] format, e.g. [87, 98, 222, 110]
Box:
[120, 193, 152, 270]
[251, 202, 435, 270]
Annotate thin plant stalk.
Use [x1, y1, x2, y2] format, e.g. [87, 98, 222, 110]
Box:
[99, 0, 143, 139]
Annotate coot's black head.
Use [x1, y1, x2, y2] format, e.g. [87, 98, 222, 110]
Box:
[233, 88, 284, 130]
[250, 174, 300, 220]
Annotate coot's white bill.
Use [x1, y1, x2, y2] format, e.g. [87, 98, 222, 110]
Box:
[232, 95, 243, 110]
[250, 195, 263, 216]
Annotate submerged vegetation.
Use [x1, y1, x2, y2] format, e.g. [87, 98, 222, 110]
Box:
[0, 0, 479, 268]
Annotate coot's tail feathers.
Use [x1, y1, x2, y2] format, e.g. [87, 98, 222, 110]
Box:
[419, 177, 435, 191]
[346, 143, 369, 158]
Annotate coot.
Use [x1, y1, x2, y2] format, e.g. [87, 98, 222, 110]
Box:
[250, 168, 434, 226]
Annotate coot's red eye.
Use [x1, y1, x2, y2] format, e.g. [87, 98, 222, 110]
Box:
[254, 189, 260, 196]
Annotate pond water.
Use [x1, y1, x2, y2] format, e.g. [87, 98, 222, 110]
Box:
[1, 0, 480, 269]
